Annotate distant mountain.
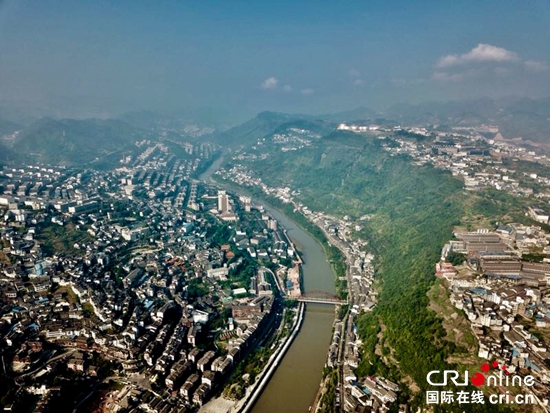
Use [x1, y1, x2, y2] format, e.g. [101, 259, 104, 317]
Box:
[318, 106, 379, 123]
[385, 97, 500, 124]
[3, 96, 550, 165]
[118, 110, 173, 131]
[385, 97, 550, 142]
[208, 105, 417, 149]
[8, 117, 147, 165]
[0, 105, 40, 126]
[119, 108, 234, 139]
[209, 111, 307, 148]
[0, 117, 23, 163]
[0, 118, 22, 137]
[496, 98, 550, 142]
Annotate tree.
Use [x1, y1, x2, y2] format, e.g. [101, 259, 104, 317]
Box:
[446, 251, 466, 266]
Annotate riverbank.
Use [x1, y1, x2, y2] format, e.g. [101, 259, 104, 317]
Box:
[239, 302, 305, 413]
[199, 302, 305, 413]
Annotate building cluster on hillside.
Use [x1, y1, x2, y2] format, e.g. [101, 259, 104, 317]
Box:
[338, 122, 550, 202]
[255, 127, 319, 152]
[438, 228, 550, 405]
[380, 126, 550, 198]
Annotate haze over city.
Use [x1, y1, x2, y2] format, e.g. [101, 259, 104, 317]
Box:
[1, 0, 550, 121]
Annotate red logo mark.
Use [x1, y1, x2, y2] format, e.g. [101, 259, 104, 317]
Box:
[471, 372, 485, 386]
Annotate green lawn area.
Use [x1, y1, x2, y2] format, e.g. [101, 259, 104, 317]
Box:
[37, 222, 94, 256]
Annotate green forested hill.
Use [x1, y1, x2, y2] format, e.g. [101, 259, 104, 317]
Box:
[210, 111, 296, 148]
[0, 118, 21, 136]
[210, 111, 334, 148]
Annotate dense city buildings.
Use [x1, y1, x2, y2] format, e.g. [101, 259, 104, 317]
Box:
[0, 141, 305, 412]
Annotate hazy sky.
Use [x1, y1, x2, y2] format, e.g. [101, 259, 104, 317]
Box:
[1, 0, 549, 120]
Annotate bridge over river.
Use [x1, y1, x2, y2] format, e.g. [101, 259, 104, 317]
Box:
[295, 290, 347, 305]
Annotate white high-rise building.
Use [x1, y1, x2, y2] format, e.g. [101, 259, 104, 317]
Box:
[268, 219, 277, 230]
[218, 190, 230, 213]
[242, 196, 251, 212]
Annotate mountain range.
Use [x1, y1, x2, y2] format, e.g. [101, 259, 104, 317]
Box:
[210, 97, 550, 149]
[1, 96, 550, 166]
[384, 97, 550, 142]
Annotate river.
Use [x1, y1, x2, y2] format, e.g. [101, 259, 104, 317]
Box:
[200, 155, 337, 413]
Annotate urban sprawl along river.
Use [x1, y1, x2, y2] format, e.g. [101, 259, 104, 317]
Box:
[200, 156, 338, 413]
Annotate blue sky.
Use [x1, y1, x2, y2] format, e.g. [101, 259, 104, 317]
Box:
[0, 0, 549, 120]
